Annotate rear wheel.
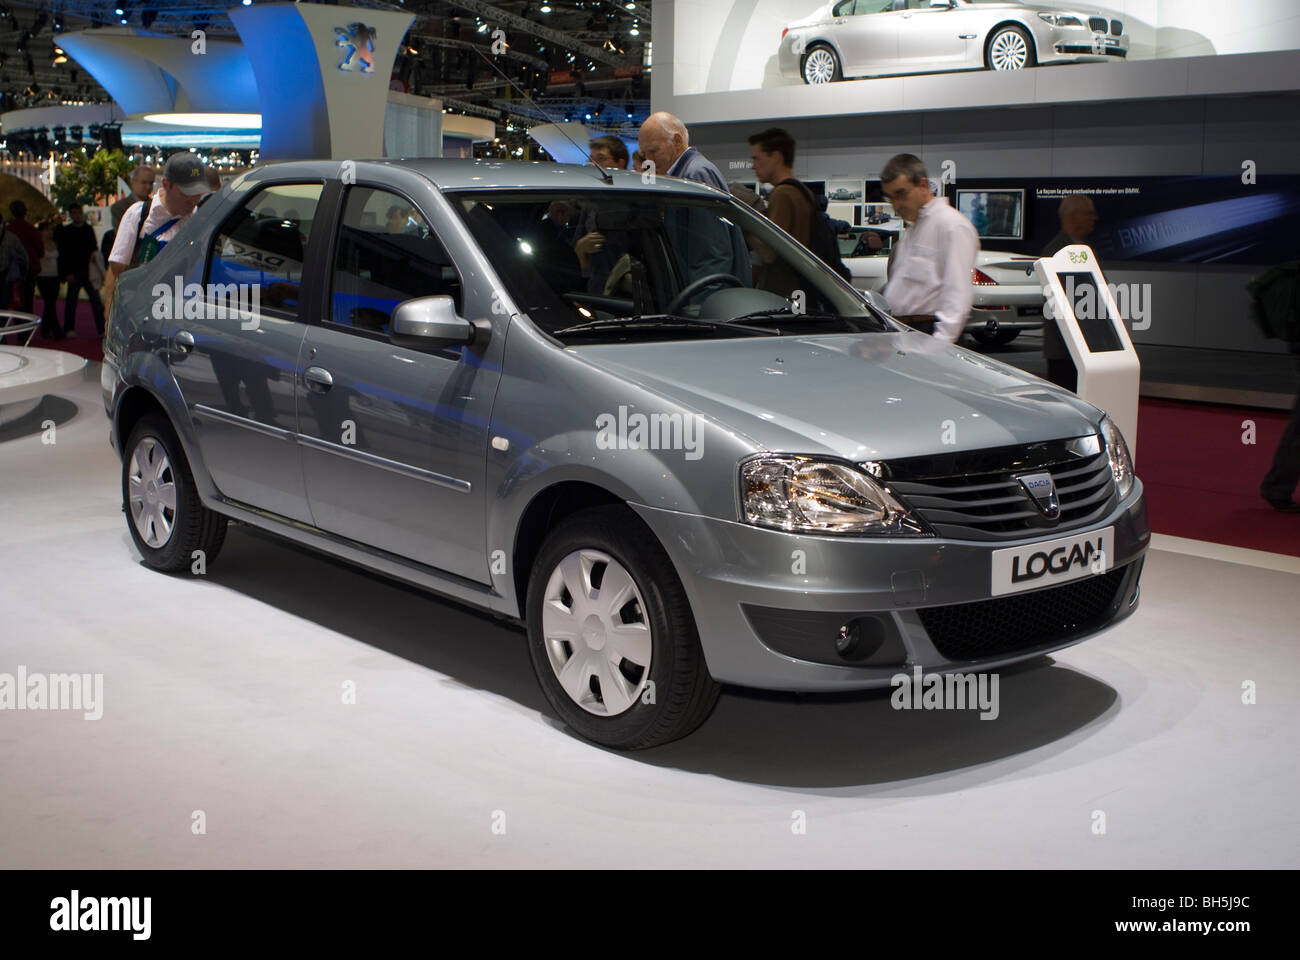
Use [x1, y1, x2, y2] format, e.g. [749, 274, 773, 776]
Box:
[122, 413, 227, 573]
[802, 44, 842, 84]
[986, 25, 1035, 71]
[525, 506, 720, 749]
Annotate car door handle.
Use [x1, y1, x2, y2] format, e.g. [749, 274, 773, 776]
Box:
[172, 330, 195, 356]
[959, 33, 976, 38]
[303, 366, 334, 393]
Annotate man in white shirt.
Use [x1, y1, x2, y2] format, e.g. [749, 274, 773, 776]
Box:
[104, 153, 208, 311]
[879, 154, 979, 344]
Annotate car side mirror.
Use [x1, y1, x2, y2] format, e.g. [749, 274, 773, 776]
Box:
[863, 289, 892, 317]
[389, 295, 485, 350]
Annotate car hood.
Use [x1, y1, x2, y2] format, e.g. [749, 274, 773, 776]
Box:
[572, 332, 1100, 462]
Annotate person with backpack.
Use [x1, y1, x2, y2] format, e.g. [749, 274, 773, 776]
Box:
[747, 127, 851, 291]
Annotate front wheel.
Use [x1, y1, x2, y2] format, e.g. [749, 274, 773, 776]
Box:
[525, 506, 720, 749]
[986, 26, 1036, 71]
[802, 43, 843, 84]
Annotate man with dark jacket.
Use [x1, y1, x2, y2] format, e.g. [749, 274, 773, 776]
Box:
[637, 112, 750, 288]
[54, 203, 104, 337]
[747, 127, 811, 296]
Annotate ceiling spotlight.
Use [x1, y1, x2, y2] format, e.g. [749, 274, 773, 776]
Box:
[114, 6, 124, 14]
[540, 4, 552, 13]
[477, 22, 488, 33]
[629, 27, 639, 36]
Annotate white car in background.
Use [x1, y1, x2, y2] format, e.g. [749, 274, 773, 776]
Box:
[839, 228, 1044, 345]
[781, 0, 1129, 85]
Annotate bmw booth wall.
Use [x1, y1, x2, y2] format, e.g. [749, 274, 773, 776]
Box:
[1, 0, 1299, 885]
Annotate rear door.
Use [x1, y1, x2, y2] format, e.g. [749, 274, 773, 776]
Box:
[294, 177, 498, 584]
[169, 180, 326, 522]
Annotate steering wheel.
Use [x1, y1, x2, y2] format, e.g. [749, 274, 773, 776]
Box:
[664, 273, 744, 315]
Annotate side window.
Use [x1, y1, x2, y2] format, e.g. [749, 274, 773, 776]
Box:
[209, 183, 323, 319]
[328, 186, 462, 335]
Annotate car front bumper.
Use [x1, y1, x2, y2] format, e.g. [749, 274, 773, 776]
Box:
[632, 480, 1147, 691]
[1035, 22, 1130, 64]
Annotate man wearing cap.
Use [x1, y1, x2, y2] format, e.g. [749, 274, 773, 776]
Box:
[104, 153, 208, 315]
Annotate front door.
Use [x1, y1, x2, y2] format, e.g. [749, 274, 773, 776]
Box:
[295, 183, 496, 583]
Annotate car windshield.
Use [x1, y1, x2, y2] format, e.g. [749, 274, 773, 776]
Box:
[447, 189, 891, 343]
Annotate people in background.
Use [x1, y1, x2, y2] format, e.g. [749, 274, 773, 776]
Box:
[587, 135, 629, 171]
[574, 136, 631, 292]
[879, 153, 979, 343]
[1041, 195, 1099, 391]
[638, 112, 727, 190]
[7, 201, 42, 312]
[53, 203, 102, 338]
[747, 127, 813, 295]
[637, 112, 749, 287]
[110, 165, 156, 228]
[34, 220, 61, 339]
[104, 153, 207, 315]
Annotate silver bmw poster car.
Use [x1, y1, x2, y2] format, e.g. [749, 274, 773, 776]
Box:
[781, 0, 1130, 84]
[102, 159, 1147, 749]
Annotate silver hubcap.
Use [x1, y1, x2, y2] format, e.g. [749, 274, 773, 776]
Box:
[990, 31, 1028, 70]
[541, 549, 652, 717]
[804, 48, 836, 83]
[127, 436, 177, 549]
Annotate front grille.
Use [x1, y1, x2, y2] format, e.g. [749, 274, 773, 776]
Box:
[918, 564, 1131, 661]
[883, 437, 1119, 542]
[1089, 16, 1108, 33]
[1112, 19, 1123, 36]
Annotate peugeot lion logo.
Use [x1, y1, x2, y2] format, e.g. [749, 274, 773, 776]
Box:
[1018, 471, 1060, 519]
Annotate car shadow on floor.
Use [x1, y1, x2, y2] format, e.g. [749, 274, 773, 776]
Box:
[202, 523, 1121, 790]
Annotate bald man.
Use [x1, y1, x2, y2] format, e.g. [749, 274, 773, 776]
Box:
[638, 111, 728, 192]
[1041, 195, 1099, 390]
[637, 111, 749, 293]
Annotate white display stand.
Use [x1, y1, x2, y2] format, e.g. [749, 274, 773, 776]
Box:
[1034, 245, 1140, 458]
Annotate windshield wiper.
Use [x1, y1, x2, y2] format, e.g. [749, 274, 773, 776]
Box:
[730, 308, 891, 330]
[553, 313, 780, 338]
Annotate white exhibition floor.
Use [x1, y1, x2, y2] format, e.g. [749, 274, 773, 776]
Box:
[2, 367, 1298, 869]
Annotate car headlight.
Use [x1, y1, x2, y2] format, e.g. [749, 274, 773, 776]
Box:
[740, 456, 927, 536]
[1038, 12, 1083, 26]
[1099, 415, 1134, 499]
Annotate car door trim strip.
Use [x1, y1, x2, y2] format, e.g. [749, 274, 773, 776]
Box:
[295, 434, 473, 493]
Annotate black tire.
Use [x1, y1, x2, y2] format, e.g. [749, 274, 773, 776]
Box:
[122, 412, 227, 573]
[985, 25, 1036, 71]
[970, 328, 1021, 346]
[525, 506, 720, 750]
[801, 43, 843, 84]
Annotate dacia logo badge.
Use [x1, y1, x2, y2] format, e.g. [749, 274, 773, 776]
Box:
[1017, 471, 1060, 519]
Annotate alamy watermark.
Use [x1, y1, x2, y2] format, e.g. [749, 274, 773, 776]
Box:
[595, 406, 704, 460]
[0, 666, 103, 720]
[890, 666, 999, 720]
[151, 275, 260, 329]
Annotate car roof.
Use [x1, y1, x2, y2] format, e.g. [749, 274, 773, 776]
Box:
[242, 157, 731, 197]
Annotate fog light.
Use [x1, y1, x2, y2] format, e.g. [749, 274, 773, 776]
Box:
[835, 617, 887, 662]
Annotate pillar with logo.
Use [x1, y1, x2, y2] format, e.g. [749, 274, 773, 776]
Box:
[230, 2, 415, 161]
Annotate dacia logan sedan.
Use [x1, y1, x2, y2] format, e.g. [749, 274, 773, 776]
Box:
[102, 159, 1147, 749]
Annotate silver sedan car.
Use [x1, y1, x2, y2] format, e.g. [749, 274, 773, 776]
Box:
[102, 159, 1146, 750]
[781, 0, 1130, 84]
